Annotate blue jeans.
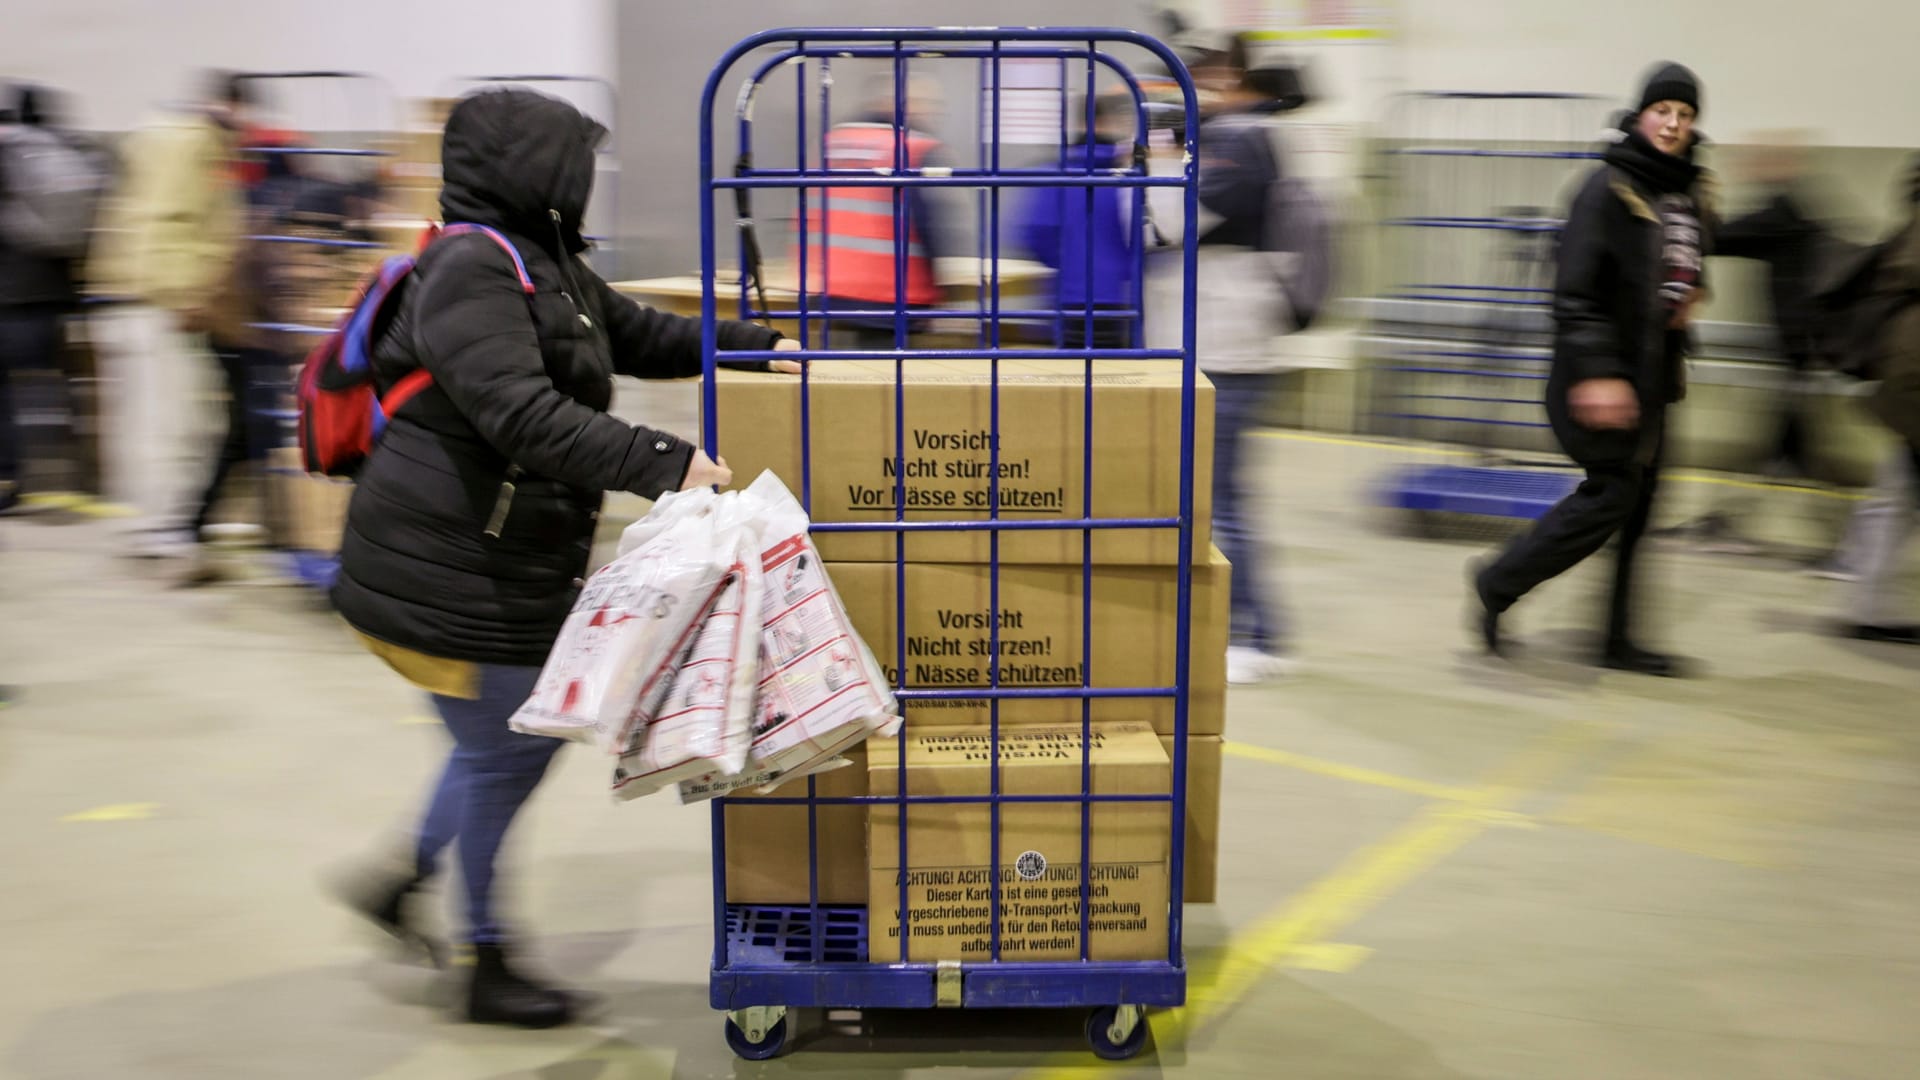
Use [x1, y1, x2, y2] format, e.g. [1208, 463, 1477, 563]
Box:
[1210, 371, 1286, 652]
[414, 664, 563, 945]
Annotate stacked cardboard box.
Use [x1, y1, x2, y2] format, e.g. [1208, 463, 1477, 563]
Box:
[715, 360, 1228, 940]
[264, 447, 353, 554]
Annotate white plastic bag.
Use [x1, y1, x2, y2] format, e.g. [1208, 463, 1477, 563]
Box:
[508, 496, 731, 752]
[610, 498, 764, 799]
[676, 471, 900, 803]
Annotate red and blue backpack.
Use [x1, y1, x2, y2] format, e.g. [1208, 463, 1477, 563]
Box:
[296, 223, 533, 476]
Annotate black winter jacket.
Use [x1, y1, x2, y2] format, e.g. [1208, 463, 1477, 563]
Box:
[332, 89, 780, 666]
[1547, 130, 1716, 465]
[1717, 189, 1825, 369]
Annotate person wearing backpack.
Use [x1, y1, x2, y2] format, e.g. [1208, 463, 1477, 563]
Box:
[1472, 63, 1716, 677]
[1176, 34, 1314, 685]
[330, 88, 797, 1029]
[0, 84, 103, 514]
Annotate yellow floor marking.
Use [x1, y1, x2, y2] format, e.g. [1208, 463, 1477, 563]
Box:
[61, 802, 160, 823]
[1283, 941, 1374, 973]
[19, 491, 139, 517]
[1019, 723, 1604, 1078]
[1224, 740, 1479, 803]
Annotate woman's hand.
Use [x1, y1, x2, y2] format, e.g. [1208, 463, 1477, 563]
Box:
[681, 449, 733, 491]
[769, 336, 804, 374]
[1569, 378, 1640, 431]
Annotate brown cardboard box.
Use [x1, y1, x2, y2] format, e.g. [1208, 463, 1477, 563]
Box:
[264, 448, 353, 554]
[720, 732, 1220, 907]
[1168, 735, 1222, 904]
[868, 723, 1170, 963]
[824, 548, 1229, 737]
[713, 361, 1212, 565]
[722, 746, 869, 904]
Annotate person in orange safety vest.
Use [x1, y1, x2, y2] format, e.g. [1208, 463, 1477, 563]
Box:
[804, 74, 957, 348]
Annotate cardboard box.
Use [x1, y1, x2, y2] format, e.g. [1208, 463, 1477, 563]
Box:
[824, 548, 1229, 737]
[264, 448, 353, 554]
[720, 731, 1219, 907]
[713, 361, 1212, 565]
[1169, 735, 1222, 904]
[868, 723, 1170, 963]
[722, 745, 869, 904]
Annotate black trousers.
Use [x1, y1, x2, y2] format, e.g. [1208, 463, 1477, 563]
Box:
[190, 343, 280, 535]
[1479, 430, 1664, 643]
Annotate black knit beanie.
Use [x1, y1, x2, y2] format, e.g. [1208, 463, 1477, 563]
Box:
[1636, 62, 1701, 116]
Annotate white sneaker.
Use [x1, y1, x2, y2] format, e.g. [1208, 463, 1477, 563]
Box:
[1227, 646, 1295, 685]
[125, 529, 199, 560]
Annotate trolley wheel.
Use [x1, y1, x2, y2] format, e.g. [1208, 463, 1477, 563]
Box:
[1085, 1005, 1149, 1061]
[725, 1007, 789, 1060]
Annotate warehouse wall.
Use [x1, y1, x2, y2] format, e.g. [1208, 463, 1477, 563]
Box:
[0, 0, 615, 132]
[611, 2, 1165, 280]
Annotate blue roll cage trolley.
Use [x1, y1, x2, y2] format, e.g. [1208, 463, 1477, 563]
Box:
[1370, 91, 1609, 524]
[698, 27, 1202, 1061]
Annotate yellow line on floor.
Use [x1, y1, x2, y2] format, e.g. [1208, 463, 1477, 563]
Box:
[1019, 723, 1604, 1078]
[61, 802, 160, 823]
[18, 491, 138, 517]
[1223, 741, 1479, 803]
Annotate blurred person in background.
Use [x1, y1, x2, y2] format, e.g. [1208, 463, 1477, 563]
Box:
[1180, 32, 1302, 684]
[1016, 90, 1138, 351]
[88, 71, 250, 554]
[806, 73, 958, 349]
[1834, 159, 1920, 645]
[0, 84, 106, 514]
[1660, 134, 1835, 554]
[331, 88, 799, 1028]
[177, 143, 303, 584]
[1472, 63, 1716, 677]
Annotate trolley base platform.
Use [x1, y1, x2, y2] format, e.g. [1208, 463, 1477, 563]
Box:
[1382, 464, 1579, 520]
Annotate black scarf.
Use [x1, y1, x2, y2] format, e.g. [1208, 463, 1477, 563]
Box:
[1603, 127, 1701, 196]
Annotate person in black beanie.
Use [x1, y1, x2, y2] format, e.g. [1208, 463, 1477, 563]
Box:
[1470, 62, 1716, 676]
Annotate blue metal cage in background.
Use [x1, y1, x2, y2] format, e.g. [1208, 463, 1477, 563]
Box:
[1368, 91, 1611, 524]
[698, 26, 1201, 1061]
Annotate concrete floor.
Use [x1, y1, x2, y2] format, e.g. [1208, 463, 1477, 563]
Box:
[3, 399, 1918, 1079]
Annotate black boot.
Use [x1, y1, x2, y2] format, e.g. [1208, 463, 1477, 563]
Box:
[1600, 640, 1694, 678]
[1468, 564, 1509, 657]
[466, 944, 578, 1029]
[341, 869, 444, 967]
[1846, 623, 1920, 645]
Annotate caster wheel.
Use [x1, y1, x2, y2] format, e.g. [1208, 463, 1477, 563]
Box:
[1085, 1005, 1148, 1061]
[725, 1014, 788, 1061]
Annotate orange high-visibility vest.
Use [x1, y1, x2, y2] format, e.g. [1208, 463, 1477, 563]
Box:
[805, 123, 941, 306]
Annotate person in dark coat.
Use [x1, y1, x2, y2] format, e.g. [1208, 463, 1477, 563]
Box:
[334, 88, 797, 1028]
[1472, 63, 1716, 677]
[0, 85, 90, 513]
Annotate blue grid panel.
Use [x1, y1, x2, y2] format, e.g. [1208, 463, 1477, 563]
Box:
[725, 905, 867, 965]
[1382, 465, 1580, 520]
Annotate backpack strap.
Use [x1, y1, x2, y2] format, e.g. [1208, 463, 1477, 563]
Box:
[435, 222, 536, 295]
[378, 223, 537, 419]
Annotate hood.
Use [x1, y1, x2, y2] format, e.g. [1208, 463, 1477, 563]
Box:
[440, 88, 606, 254]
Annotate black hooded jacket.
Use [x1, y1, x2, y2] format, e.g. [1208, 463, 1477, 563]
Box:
[1546, 127, 1716, 464]
[332, 89, 780, 666]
